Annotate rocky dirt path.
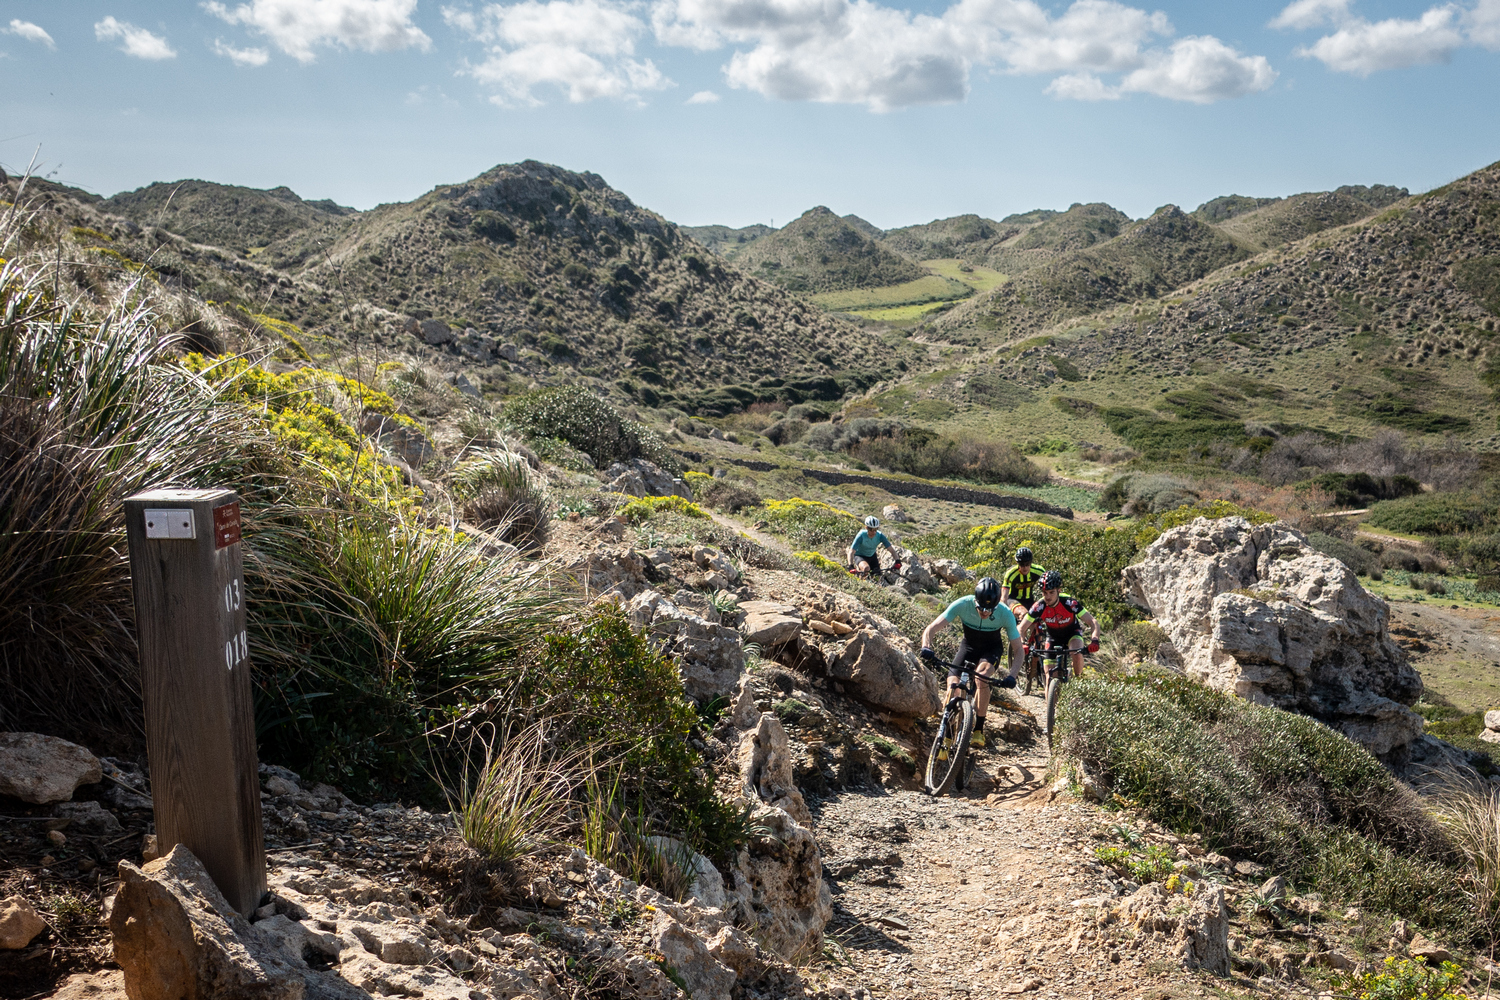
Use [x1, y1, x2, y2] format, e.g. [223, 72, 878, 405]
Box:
[808, 689, 1252, 1000]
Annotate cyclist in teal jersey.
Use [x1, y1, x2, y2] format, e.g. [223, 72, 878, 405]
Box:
[918, 577, 1019, 747]
[846, 515, 901, 575]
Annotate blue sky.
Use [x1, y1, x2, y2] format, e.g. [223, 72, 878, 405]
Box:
[2, 0, 1498, 229]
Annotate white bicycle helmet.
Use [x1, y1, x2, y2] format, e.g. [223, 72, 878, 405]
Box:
[864, 516, 880, 529]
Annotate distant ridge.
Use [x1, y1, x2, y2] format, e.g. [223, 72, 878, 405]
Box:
[736, 206, 925, 293]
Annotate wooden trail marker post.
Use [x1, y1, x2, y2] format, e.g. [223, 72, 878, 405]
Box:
[124, 488, 266, 914]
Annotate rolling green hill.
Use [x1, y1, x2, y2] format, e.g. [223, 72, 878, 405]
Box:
[934, 205, 1253, 344]
[735, 206, 925, 293]
[103, 179, 356, 253]
[859, 160, 1500, 454]
[1212, 185, 1408, 251]
[22, 162, 910, 416]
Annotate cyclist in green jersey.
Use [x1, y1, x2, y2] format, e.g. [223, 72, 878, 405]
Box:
[846, 516, 901, 576]
[918, 577, 1019, 748]
[999, 546, 1046, 619]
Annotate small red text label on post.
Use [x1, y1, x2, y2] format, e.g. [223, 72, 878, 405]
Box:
[213, 502, 242, 549]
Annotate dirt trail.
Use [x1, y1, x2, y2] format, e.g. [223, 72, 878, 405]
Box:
[810, 690, 1247, 1000]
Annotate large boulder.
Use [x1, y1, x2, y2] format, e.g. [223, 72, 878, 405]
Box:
[738, 601, 803, 648]
[604, 459, 692, 500]
[0, 732, 101, 804]
[1122, 517, 1424, 756]
[561, 546, 650, 599]
[628, 591, 746, 702]
[651, 913, 735, 1000]
[829, 631, 942, 718]
[728, 805, 833, 963]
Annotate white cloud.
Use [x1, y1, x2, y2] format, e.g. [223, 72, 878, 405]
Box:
[1275, 0, 1500, 74]
[95, 17, 177, 60]
[1121, 35, 1277, 102]
[447, 0, 670, 104]
[203, 0, 431, 63]
[686, 88, 720, 101]
[1297, 6, 1465, 75]
[650, 0, 1272, 109]
[1268, 0, 1351, 30]
[212, 37, 271, 64]
[445, 0, 1276, 108]
[5, 19, 56, 49]
[1464, 0, 1500, 48]
[1044, 71, 1119, 99]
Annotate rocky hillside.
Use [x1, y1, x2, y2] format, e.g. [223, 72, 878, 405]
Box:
[735, 206, 925, 293]
[934, 204, 1254, 345]
[1210, 185, 1409, 251]
[103, 179, 357, 254]
[680, 221, 774, 261]
[14, 163, 907, 413]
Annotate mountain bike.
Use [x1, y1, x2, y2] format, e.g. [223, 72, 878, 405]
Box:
[1033, 638, 1098, 745]
[922, 655, 1002, 796]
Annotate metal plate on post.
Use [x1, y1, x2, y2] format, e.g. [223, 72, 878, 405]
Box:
[143, 509, 195, 540]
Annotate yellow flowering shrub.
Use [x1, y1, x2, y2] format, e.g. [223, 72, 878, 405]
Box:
[618, 495, 710, 523]
[794, 550, 845, 574]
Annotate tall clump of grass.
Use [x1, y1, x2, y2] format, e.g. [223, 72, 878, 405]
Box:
[247, 512, 562, 798]
[581, 769, 694, 900]
[1434, 778, 1500, 938]
[1058, 668, 1475, 936]
[453, 727, 575, 863]
[0, 235, 275, 738]
[452, 449, 550, 552]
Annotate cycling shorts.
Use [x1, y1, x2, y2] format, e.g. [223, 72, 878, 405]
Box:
[950, 637, 1007, 678]
[1038, 626, 1083, 649]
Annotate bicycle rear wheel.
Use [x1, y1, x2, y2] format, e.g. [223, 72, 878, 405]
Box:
[1044, 678, 1062, 746]
[924, 699, 974, 796]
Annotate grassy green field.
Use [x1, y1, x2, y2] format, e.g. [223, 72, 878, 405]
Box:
[811, 259, 1011, 321]
[920, 258, 1009, 293]
[811, 273, 972, 311]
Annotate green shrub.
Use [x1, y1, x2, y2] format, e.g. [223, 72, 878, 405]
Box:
[1332, 957, 1469, 1000]
[850, 429, 1048, 487]
[759, 498, 861, 548]
[1311, 472, 1422, 508]
[1307, 532, 1380, 576]
[1058, 670, 1473, 934]
[911, 520, 1139, 628]
[793, 550, 845, 574]
[1367, 491, 1496, 536]
[506, 385, 676, 471]
[1100, 406, 1245, 456]
[692, 476, 762, 512]
[1116, 621, 1169, 661]
[514, 607, 743, 860]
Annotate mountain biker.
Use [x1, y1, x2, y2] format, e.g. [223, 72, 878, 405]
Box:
[847, 516, 901, 576]
[999, 546, 1047, 618]
[918, 577, 1020, 748]
[1020, 569, 1100, 678]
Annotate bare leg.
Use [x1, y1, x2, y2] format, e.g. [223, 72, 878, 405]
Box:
[1069, 635, 1085, 676]
[974, 659, 994, 717]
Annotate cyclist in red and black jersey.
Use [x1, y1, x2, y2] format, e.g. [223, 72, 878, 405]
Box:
[1020, 569, 1100, 677]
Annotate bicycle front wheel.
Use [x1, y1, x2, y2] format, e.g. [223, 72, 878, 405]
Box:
[1044, 678, 1062, 746]
[1023, 657, 1037, 696]
[925, 700, 974, 796]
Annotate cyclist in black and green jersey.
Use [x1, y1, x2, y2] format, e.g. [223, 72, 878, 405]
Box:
[1000, 546, 1046, 619]
[918, 577, 1019, 748]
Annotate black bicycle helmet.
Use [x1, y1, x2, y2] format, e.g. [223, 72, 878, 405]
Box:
[974, 576, 1001, 610]
[1015, 546, 1033, 565]
[1040, 569, 1063, 591]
